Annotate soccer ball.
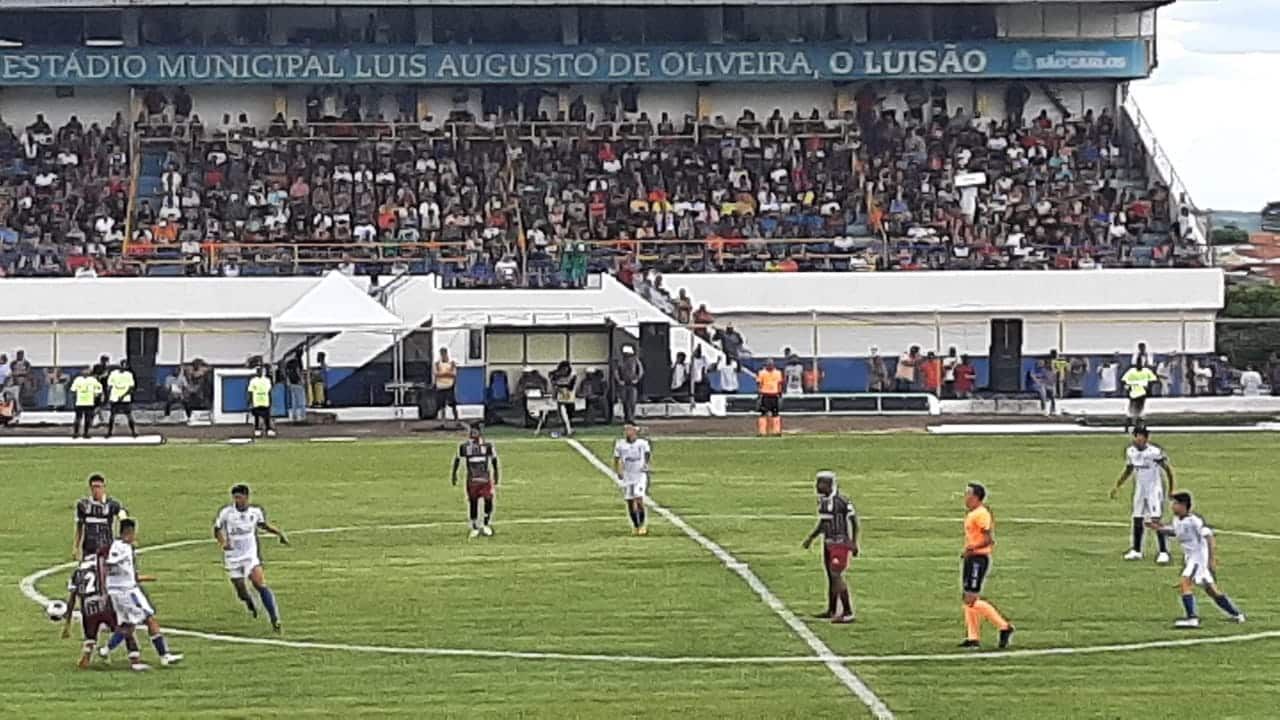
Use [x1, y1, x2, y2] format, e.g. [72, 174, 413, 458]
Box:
[46, 600, 68, 622]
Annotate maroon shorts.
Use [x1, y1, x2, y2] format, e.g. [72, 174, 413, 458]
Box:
[466, 482, 494, 500]
[825, 543, 853, 574]
[83, 610, 117, 641]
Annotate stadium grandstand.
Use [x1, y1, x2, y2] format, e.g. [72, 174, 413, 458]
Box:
[0, 0, 1202, 286]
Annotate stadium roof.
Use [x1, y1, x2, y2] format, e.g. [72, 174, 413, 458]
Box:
[0, 277, 317, 323]
[8, 0, 1175, 8]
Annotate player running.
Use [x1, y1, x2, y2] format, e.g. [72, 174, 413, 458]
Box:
[1110, 427, 1175, 564]
[101, 519, 183, 667]
[959, 483, 1015, 649]
[214, 484, 289, 632]
[613, 424, 652, 536]
[801, 471, 858, 624]
[61, 552, 143, 670]
[452, 424, 499, 538]
[72, 474, 127, 560]
[1146, 491, 1246, 628]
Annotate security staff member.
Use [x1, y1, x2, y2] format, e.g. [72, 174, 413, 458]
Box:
[105, 360, 137, 439]
[70, 367, 103, 439]
[1121, 360, 1158, 434]
[756, 358, 784, 436]
[248, 365, 276, 438]
[614, 345, 644, 425]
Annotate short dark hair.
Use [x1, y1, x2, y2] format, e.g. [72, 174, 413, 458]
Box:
[119, 518, 137, 533]
[967, 482, 987, 501]
[231, 484, 250, 496]
[88, 474, 105, 486]
[1133, 426, 1149, 439]
[1171, 491, 1193, 509]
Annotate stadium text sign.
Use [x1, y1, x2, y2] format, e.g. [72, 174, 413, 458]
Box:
[0, 41, 1147, 85]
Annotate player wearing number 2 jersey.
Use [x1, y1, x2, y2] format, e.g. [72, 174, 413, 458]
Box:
[61, 552, 140, 669]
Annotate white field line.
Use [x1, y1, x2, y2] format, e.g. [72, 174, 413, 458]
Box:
[566, 439, 894, 720]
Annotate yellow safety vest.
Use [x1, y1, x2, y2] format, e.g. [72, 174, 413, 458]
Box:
[248, 376, 273, 408]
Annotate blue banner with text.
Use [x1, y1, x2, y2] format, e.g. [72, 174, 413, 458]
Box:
[0, 41, 1148, 86]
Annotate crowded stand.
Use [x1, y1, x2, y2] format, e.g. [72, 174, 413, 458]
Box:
[0, 84, 1206, 282]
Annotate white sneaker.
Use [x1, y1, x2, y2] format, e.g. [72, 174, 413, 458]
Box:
[1155, 552, 1171, 565]
[253, 430, 262, 438]
[468, 529, 480, 539]
[1174, 617, 1201, 629]
[1232, 613, 1247, 624]
[266, 430, 277, 438]
[129, 662, 151, 672]
[160, 653, 183, 666]
[481, 525, 494, 537]
[1123, 550, 1143, 561]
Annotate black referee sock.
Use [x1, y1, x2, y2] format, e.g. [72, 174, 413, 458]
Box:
[1131, 517, 1144, 553]
[637, 507, 646, 527]
[1156, 530, 1169, 555]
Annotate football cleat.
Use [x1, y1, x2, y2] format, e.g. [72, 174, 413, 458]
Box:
[637, 527, 648, 536]
[468, 529, 481, 539]
[958, 640, 981, 649]
[1231, 613, 1247, 624]
[272, 622, 282, 634]
[831, 615, 855, 625]
[266, 430, 278, 438]
[813, 611, 835, 620]
[998, 625, 1016, 649]
[1122, 550, 1143, 561]
[1155, 552, 1171, 565]
[78, 654, 92, 669]
[130, 662, 152, 672]
[253, 430, 262, 438]
[480, 525, 494, 537]
[1174, 617, 1201, 629]
[160, 653, 184, 666]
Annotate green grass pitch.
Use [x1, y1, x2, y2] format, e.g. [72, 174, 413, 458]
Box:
[2, 432, 1279, 718]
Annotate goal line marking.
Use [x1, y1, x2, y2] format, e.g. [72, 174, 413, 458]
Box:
[565, 438, 895, 720]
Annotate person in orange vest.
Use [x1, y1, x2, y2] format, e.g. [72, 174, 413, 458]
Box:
[755, 359, 784, 436]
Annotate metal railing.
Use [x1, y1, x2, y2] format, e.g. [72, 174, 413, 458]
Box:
[1121, 92, 1208, 247]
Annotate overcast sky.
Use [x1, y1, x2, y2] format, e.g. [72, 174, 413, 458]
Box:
[1129, 0, 1280, 212]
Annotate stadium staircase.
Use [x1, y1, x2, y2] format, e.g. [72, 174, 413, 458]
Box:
[136, 147, 168, 215]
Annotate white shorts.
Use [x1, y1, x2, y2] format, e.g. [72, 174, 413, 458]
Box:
[1181, 555, 1215, 586]
[109, 588, 155, 626]
[225, 553, 262, 580]
[1132, 491, 1164, 518]
[622, 476, 648, 501]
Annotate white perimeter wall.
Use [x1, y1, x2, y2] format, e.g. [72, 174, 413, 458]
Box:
[0, 319, 268, 367]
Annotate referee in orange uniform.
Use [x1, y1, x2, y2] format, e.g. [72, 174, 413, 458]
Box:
[755, 359, 784, 436]
[960, 482, 1015, 649]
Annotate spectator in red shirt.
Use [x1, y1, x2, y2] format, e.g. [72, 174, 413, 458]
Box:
[954, 355, 977, 398]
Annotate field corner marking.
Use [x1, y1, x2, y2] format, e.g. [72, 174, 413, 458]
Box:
[563, 437, 896, 720]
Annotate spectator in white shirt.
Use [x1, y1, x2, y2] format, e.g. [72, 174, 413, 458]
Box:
[1240, 365, 1263, 396]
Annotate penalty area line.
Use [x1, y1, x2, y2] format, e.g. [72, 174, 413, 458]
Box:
[565, 438, 895, 720]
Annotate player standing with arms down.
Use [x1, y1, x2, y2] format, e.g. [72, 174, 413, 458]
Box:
[755, 359, 784, 437]
[1110, 427, 1175, 564]
[452, 424, 499, 538]
[613, 424, 652, 535]
[214, 484, 289, 632]
[801, 471, 858, 624]
[104, 360, 138, 439]
[100, 519, 183, 666]
[1146, 492, 1246, 628]
[72, 474, 127, 560]
[959, 483, 1015, 649]
[61, 553, 143, 670]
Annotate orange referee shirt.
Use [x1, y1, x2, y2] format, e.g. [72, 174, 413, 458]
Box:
[756, 368, 783, 396]
[964, 505, 994, 556]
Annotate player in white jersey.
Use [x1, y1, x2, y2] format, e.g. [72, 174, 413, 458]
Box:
[101, 519, 183, 667]
[1109, 427, 1175, 563]
[612, 425, 652, 536]
[1146, 492, 1245, 628]
[214, 484, 289, 632]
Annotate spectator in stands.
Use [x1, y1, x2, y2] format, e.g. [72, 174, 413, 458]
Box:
[162, 365, 193, 419]
[45, 367, 68, 410]
[867, 347, 889, 392]
[9, 349, 33, 407]
[895, 346, 920, 392]
[714, 357, 740, 395]
[692, 305, 714, 340]
[670, 351, 690, 402]
[941, 347, 960, 398]
[1067, 356, 1088, 398]
[714, 323, 743, 361]
[674, 290, 693, 326]
[920, 351, 942, 396]
[954, 355, 977, 398]
[691, 346, 711, 403]
[1240, 365, 1264, 396]
[1098, 357, 1120, 398]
